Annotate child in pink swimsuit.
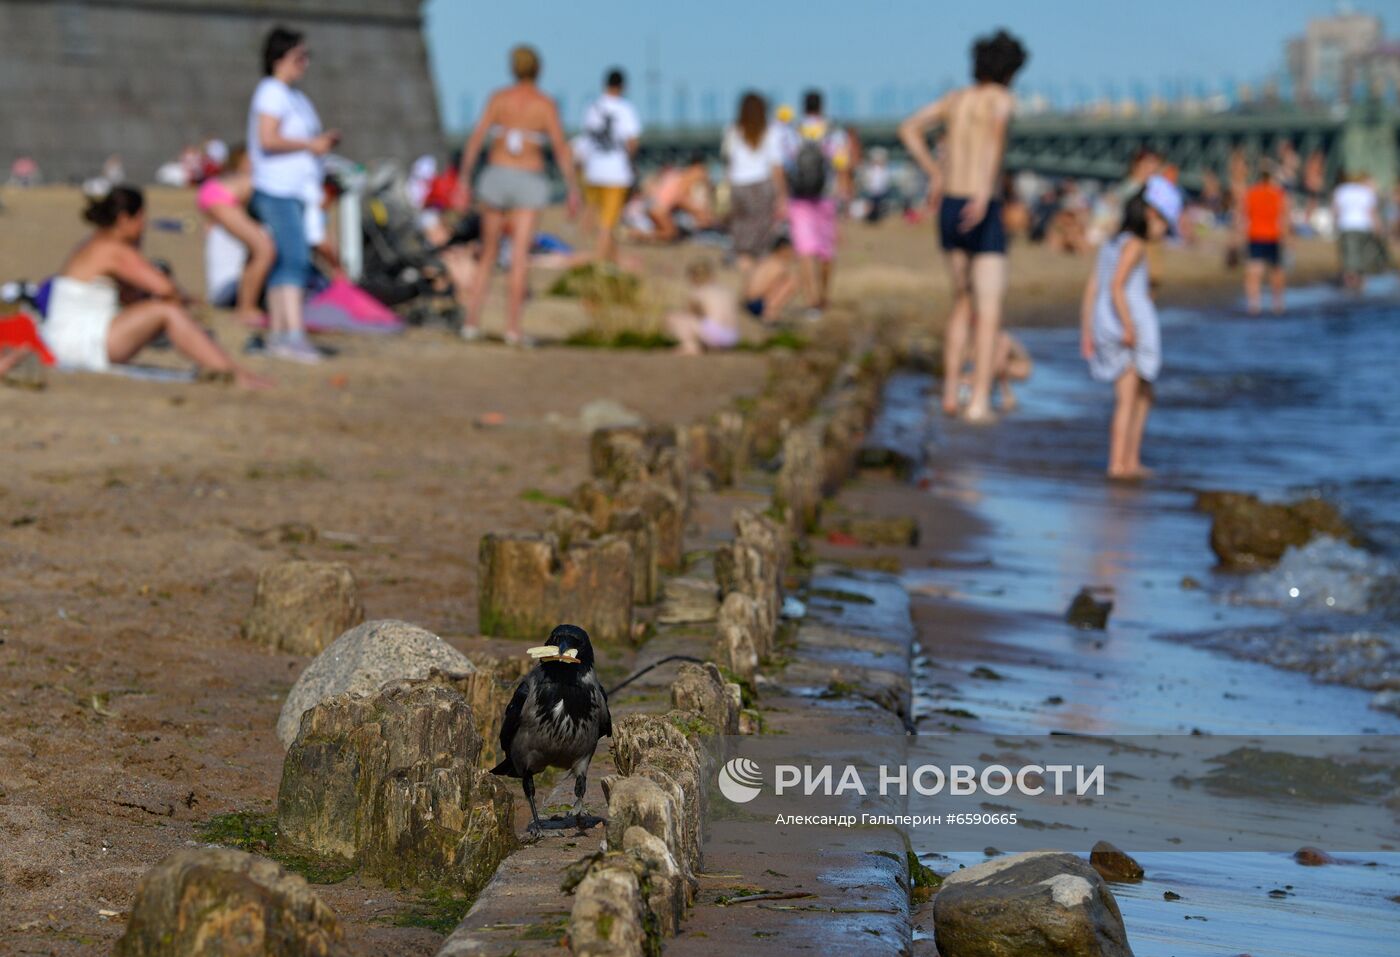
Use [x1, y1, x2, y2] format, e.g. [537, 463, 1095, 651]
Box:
[196, 147, 274, 327]
[666, 259, 741, 354]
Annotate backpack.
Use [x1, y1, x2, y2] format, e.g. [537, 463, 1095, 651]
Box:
[790, 137, 829, 199]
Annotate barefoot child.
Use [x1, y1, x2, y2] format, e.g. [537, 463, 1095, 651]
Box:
[667, 259, 739, 355]
[955, 327, 1032, 411]
[742, 237, 799, 322]
[1080, 176, 1180, 479]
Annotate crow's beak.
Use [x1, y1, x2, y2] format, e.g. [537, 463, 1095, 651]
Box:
[526, 645, 581, 664]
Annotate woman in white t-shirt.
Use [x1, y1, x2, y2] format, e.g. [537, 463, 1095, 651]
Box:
[247, 26, 339, 364]
[722, 92, 789, 267]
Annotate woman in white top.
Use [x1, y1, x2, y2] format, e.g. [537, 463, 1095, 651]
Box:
[46, 186, 270, 388]
[722, 92, 788, 268]
[247, 26, 339, 364]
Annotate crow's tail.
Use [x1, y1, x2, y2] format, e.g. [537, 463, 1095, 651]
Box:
[490, 755, 519, 777]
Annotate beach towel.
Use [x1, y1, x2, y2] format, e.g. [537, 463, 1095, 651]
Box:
[310, 279, 403, 328]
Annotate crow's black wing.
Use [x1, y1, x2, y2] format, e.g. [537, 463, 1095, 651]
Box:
[491, 676, 532, 776]
[598, 682, 612, 739]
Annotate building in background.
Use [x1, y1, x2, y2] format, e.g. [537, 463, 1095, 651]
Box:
[1285, 10, 1395, 101]
[0, 0, 443, 183]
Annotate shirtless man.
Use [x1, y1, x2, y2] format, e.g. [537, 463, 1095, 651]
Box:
[899, 29, 1027, 423]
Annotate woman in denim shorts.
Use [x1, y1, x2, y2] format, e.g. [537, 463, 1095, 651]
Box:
[247, 26, 339, 363]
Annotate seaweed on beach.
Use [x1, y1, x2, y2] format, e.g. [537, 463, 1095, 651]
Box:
[1198, 747, 1400, 804]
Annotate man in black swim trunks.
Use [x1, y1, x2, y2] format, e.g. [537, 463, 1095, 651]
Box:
[899, 30, 1028, 423]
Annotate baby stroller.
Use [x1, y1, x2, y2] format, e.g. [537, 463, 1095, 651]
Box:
[358, 162, 463, 327]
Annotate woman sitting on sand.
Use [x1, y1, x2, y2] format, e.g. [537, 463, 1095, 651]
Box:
[44, 185, 270, 388]
[198, 145, 275, 327]
[453, 44, 579, 346]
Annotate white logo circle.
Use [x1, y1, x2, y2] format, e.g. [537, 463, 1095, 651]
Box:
[718, 757, 763, 804]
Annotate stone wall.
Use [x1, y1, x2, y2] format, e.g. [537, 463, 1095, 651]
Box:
[0, 0, 444, 182]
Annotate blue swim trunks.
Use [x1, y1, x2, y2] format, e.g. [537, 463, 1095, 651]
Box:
[939, 196, 1007, 255]
[1247, 241, 1280, 266]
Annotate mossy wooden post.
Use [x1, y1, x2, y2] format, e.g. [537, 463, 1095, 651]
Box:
[615, 481, 684, 572]
[478, 532, 634, 643]
[276, 684, 516, 896]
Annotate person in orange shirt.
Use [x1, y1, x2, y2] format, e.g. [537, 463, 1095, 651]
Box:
[1240, 166, 1290, 315]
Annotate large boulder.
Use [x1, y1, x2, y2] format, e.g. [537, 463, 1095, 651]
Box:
[277, 682, 515, 894]
[933, 851, 1134, 957]
[115, 848, 347, 957]
[478, 532, 633, 643]
[275, 619, 475, 748]
[242, 561, 364, 656]
[1197, 491, 1358, 569]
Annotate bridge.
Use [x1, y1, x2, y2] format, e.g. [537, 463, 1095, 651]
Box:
[633, 102, 1400, 192]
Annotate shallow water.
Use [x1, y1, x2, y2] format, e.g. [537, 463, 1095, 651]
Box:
[897, 280, 1400, 955]
[920, 278, 1400, 718]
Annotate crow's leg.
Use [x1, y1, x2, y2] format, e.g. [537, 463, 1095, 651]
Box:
[522, 771, 543, 836]
[571, 755, 604, 830]
[572, 767, 588, 819]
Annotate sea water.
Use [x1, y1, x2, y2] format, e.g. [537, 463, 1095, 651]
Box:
[895, 280, 1400, 956]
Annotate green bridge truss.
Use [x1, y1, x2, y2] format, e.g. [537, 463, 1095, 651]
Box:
[635, 103, 1399, 191]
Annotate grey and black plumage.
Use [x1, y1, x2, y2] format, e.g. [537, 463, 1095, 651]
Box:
[491, 623, 611, 835]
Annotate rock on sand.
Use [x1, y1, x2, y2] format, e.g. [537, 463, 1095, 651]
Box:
[115, 847, 346, 957]
[275, 619, 475, 747]
[933, 850, 1134, 957]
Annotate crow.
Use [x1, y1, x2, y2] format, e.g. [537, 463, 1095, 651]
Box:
[491, 623, 612, 836]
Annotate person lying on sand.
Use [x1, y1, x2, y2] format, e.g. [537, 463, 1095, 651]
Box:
[47, 185, 272, 389]
[741, 236, 799, 322]
[666, 259, 739, 355]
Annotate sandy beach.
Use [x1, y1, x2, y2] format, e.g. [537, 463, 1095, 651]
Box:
[0, 184, 1364, 954]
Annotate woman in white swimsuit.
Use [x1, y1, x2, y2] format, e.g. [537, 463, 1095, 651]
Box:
[453, 44, 579, 346]
[47, 185, 272, 388]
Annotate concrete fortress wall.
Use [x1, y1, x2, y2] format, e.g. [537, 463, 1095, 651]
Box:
[0, 0, 445, 183]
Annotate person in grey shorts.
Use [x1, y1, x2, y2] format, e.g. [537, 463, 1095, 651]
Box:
[476, 165, 551, 210]
[454, 44, 579, 346]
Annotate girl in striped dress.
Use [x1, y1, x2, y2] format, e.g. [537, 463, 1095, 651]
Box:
[1079, 177, 1180, 479]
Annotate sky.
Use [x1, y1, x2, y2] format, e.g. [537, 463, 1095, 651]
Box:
[423, 0, 1394, 131]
